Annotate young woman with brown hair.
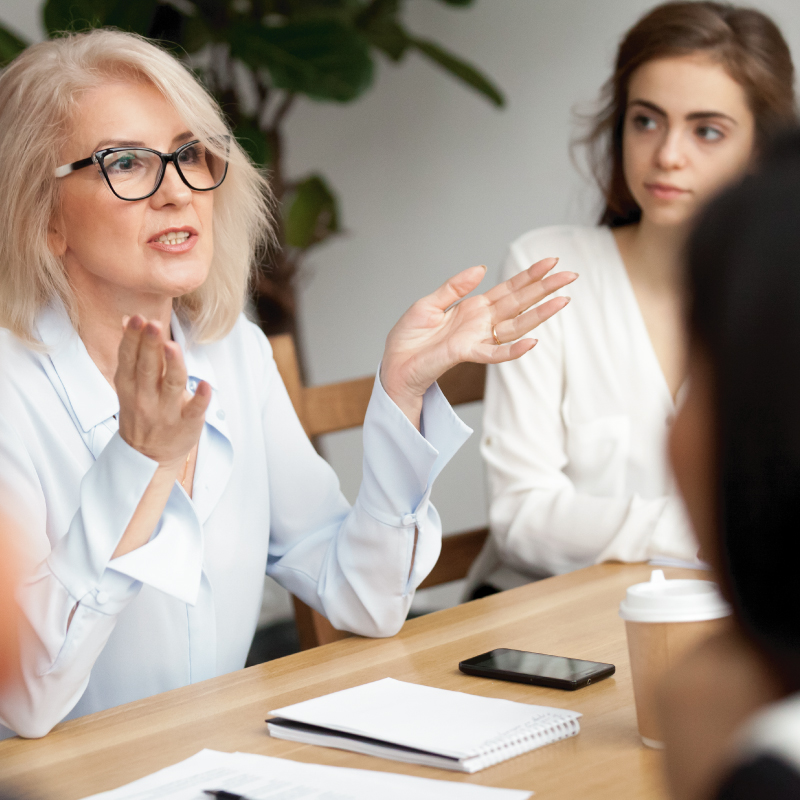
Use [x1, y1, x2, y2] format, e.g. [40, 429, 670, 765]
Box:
[475, 2, 797, 590]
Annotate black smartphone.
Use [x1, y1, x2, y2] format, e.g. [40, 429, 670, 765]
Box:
[459, 648, 615, 691]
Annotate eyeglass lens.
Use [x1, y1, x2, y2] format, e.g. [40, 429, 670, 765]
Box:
[101, 143, 226, 200]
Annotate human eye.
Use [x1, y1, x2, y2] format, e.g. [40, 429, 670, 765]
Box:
[105, 150, 145, 174]
[696, 124, 725, 142]
[178, 143, 203, 166]
[631, 113, 658, 132]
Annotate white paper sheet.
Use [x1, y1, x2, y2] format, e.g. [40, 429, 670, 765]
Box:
[80, 749, 533, 800]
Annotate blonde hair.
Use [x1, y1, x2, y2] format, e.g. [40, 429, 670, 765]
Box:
[0, 29, 272, 345]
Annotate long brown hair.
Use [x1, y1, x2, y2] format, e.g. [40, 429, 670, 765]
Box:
[583, 2, 796, 228]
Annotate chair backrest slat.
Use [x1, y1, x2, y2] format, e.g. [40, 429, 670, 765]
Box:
[304, 378, 374, 437]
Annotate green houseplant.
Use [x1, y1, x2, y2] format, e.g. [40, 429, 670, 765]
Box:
[0, 0, 504, 336]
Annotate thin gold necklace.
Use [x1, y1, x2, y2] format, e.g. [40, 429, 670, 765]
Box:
[180, 450, 192, 490]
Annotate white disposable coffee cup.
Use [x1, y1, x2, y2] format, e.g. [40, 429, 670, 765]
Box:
[619, 570, 731, 748]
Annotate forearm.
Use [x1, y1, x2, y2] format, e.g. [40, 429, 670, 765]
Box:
[112, 459, 183, 558]
[2, 560, 139, 737]
[266, 368, 470, 637]
[490, 485, 697, 575]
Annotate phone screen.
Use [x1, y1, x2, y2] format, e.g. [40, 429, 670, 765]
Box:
[470, 650, 596, 680]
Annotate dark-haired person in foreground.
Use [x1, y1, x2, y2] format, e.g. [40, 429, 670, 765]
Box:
[659, 133, 800, 799]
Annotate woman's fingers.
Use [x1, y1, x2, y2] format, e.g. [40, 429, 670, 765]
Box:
[116, 315, 145, 387]
[161, 342, 188, 404]
[483, 257, 559, 305]
[427, 265, 487, 311]
[491, 269, 577, 323]
[471, 338, 538, 364]
[183, 380, 212, 421]
[136, 321, 166, 394]
[492, 296, 571, 343]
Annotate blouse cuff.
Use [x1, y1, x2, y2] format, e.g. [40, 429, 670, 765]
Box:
[108, 484, 204, 605]
[46, 432, 158, 604]
[357, 369, 472, 527]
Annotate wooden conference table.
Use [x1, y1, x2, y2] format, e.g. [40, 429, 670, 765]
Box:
[0, 563, 698, 800]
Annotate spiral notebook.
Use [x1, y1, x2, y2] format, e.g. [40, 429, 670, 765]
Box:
[267, 678, 581, 773]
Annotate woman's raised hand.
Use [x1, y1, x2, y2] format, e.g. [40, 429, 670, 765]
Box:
[115, 315, 210, 469]
[380, 258, 577, 427]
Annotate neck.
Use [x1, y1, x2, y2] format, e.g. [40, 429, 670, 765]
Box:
[70, 273, 173, 388]
[615, 217, 689, 292]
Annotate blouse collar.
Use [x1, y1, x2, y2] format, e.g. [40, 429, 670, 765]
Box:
[35, 301, 219, 434]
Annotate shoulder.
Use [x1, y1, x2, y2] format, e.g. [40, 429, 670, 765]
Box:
[507, 225, 615, 277]
[0, 328, 48, 412]
[200, 314, 278, 394]
[504, 225, 620, 310]
[216, 314, 274, 357]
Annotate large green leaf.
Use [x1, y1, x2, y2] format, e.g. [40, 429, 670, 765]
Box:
[181, 12, 214, 53]
[0, 24, 28, 68]
[44, 0, 160, 36]
[285, 174, 340, 249]
[411, 37, 504, 107]
[43, 0, 110, 34]
[230, 19, 374, 102]
[356, 0, 409, 61]
[235, 118, 273, 168]
[105, 0, 160, 35]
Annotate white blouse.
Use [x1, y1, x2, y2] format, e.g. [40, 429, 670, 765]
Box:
[0, 302, 470, 739]
[478, 225, 698, 583]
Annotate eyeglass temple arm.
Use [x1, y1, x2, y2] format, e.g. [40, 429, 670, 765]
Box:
[54, 155, 95, 179]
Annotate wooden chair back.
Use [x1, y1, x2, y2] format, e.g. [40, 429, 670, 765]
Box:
[268, 334, 488, 650]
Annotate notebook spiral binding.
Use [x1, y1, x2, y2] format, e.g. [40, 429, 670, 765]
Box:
[465, 715, 582, 772]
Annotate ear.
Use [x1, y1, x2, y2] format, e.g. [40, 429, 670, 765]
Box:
[48, 214, 67, 258]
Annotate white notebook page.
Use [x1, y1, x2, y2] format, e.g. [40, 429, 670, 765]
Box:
[270, 677, 581, 759]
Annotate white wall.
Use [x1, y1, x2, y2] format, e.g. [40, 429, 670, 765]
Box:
[3, 0, 800, 618]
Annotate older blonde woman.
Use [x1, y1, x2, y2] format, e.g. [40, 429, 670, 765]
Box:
[0, 30, 576, 738]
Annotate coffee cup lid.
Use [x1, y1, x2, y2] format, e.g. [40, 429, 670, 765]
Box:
[619, 569, 731, 623]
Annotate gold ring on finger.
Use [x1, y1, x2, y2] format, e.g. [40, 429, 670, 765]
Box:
[492, 324, 501, 346]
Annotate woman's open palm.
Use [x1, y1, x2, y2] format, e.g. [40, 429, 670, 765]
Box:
[381, 258, 577, 415]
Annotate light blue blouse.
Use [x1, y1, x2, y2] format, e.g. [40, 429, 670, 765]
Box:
[0, 303, 471, 738]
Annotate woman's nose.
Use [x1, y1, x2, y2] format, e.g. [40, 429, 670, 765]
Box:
[151, 162, 192, 208]
[655, 129, 688, 171]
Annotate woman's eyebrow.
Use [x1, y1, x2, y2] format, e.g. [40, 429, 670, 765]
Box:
[629, 99, 667, 116]
[92, 131, 196, 151]
[686, 110, 738, 124]
[93, 138, 147, 150]
[628, 99, 737, 125]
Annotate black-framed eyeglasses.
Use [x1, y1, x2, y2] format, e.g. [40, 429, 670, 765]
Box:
[54, 138, 229, 201]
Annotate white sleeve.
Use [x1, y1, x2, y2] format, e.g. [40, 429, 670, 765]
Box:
[259, 336, 472, 638]
[481, 245, 698, 577]
[0, 412, 203, 738]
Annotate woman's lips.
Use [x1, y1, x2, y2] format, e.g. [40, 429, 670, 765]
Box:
[147, 232, 199, 253]
[645, 183, 690, 201]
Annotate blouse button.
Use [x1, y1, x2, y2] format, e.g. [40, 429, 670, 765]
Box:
[95, 591, 109, 605]
[401, 513, 417, 527]
[216, 409, 226, 420]
[187, 378, 198, 393]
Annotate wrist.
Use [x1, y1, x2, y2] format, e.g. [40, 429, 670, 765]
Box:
[155, 454, 188, 476]
[380, 369, 424, 432]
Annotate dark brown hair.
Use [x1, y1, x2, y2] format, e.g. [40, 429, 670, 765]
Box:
[583, 1, 796, 228]
[686, 131, 800, 685]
